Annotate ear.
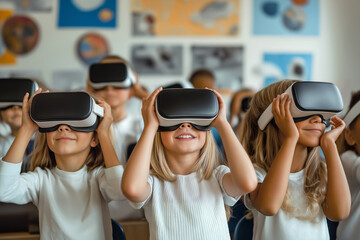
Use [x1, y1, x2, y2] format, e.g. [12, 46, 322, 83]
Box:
[90, 135, 99, 148]
[344, 128, 356, 146]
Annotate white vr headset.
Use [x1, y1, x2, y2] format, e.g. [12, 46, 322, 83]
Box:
[343, 100, 360, 127]
[156, 89, 219, 131]
[258, 81, 344, 131]
[30, 92, 104, 133]
[89, 62, 136, 90]
[0, 78, 39, 109]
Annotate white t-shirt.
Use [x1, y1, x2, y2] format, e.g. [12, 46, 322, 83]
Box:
[337, 150, 360, 240]
[112, 115, 143, 166]
[0, 121, 10, 137]
[129, 165, 240, 240]
[0, 134, 15, 158]
[0, 159, 125, 240]
[244, 165, 329, 240]
[109, 114, 145, 221]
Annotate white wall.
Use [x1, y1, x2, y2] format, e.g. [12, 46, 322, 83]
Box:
[1, 0, 359, 108]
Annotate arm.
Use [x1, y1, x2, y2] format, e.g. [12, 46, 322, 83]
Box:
[0, 90, 43, 204]
[321, 116, 351, 221]
[121, 88, 162, 203]
[130, 71, 149, 100]
[3, 89, 42, 164]
[249, 94, 299, 216]
[96, 100, 119, 168]
[210, 89, 257, 197]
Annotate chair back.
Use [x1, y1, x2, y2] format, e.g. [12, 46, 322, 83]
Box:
[233, 216, 253, 240]
[112, 219, 126, 240]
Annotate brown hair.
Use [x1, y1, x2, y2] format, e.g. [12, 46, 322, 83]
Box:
[337, 90, 360, 154]
[239, 79, 327, 222]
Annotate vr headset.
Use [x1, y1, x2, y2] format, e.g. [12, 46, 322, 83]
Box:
[258, 81, 343, 131]
[343, 100, 360, 127]
[156, 89, 219, 131]
[89, 62, 136, 90]
[0, 78, 39, 110]
[30, 92, 104, 133]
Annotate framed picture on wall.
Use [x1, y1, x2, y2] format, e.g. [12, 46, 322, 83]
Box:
[131, 0, 240, 36]
[253, 0, 319, 35]
[262, 53, 313, 87]
[191, 46, 243, 92]
[131, 44, 183, 75]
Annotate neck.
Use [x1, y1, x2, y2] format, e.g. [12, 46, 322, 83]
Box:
[111, 104, 127, 122]
[165, 151, 199, 175]
[55, 151, 90, 172]
[291, 144, 308, 173]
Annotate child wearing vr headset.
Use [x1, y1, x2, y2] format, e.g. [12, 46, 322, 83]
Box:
[0, 78, 39, 172]
[0, 89, 125, 239]
[87, 55, 149, 221]
[239, 80, 351, 240]
[336, 90, 360, 240]
[121, 87, 257, 240]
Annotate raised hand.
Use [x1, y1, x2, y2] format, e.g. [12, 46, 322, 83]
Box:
[321, 116, 345, 147]
[96, 100, 113, 135]
[272, 94, 299, 141]
[141, 87, 162, 131]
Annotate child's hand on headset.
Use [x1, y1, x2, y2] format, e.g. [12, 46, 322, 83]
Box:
[142, 87, 162, 132]
[272, 94, 299, 141]
[96, 100, 113, 135]
[21, 88, 45, 133]
[320, 116, 345, 148]
[208, 88, 228, 130]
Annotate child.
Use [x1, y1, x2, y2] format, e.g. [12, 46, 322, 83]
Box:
[121, 88, 257, 240]
[0, 90, 124, 239]
[240, 80, 351, 240]
[336, 90, 360, 240]
[87, 55, 148, 220]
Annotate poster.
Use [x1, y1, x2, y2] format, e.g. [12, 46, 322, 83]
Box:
[131, 45, 182, 75]
[52, 70, 87, 91]
[132, 0, 240, 36]
[0, 9, 16, 64]
[262, 53, 312, 87]
[58, 0, 116, 28]
[191, 46, 243, 91]
[253, 0, 319, 35]
[0, 0, 52, 12]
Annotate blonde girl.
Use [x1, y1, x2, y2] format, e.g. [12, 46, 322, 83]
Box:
[0, 89, 124, 239]
[121, 87, 257, 240]
[336, 90, 360, 240]
[240, 80, 351, 240]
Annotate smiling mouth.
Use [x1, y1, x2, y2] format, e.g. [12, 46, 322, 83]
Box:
[304, 129, 322, 133]
[176, 134, 195, 139]
[56, 137, 75, 141]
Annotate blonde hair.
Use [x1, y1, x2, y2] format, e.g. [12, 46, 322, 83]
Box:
[30, 132, 104, 172]
[239, 79, 327, 222]
[150, 131, 219, 181]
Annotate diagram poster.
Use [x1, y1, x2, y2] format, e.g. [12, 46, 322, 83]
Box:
[0, 9, 16, 64]
[263, 53, 312, 87]
[58, 0, 116, 28]
[132, 0, 240, 36]
[253, 0, 319, 35]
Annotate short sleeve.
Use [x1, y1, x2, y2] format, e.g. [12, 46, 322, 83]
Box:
[97, 165, 126, 202]
[214, 165, 241, 207]
[244, 164, 267, 210]
[128, 175, 153, 209]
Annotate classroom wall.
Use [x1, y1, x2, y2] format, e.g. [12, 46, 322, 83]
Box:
[0, 0, 359, 109]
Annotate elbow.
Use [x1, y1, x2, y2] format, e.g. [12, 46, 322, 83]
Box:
[240, 178, 258, 195]
[121, 181, 140, 202]
[258, 205, 280, 216]
[326, 207, 351, 222]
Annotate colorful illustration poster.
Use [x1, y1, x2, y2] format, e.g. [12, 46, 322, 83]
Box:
[0, 9, 16, 64]
[131, 45, 182, 75]
[132, 0, 240, 36]
[0, 0, 52, 12]
[253, 0, 319, 35]
[191, 46, 243, 91]
[76, 33, 109, 66]
[58, 0, 116, 28]
[262, 53, 312, 87]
